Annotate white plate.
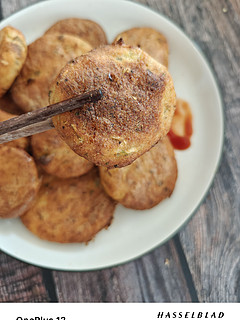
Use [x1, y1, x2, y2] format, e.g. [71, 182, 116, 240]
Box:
[0, 0, 224, 270]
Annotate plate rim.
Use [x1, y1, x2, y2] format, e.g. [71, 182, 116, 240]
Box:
[0, 0, 224, 271]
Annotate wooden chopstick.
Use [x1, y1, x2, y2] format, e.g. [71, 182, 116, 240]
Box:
[0, 89, 103, 144]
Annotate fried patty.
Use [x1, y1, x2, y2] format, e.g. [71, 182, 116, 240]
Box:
[45, 18, 107, 48]
[113, 27, 169, 68]
[99, 136, 177, 210]
[0, 26, 27, 97]
[0, 146, 40, 218]
[0, 110, 29, 150]
[50, 42, 176, 168]
[0, 91, 22, 114]
[31, 129, 94, 178]
[21, 169, 116, 243]
[11, 33, 92, 112]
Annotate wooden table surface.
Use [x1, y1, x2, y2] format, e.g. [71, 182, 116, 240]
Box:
[0, 0, 239, 303]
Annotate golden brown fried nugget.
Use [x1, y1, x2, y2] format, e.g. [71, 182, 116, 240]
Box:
[0, 91, 22, 114]
[11, 33, 92, 112]
[0, 146, 40, 218]
[99, 137, 177, 210]
[50, 43, 176, 168]
[21, 169, 116, 243]
[31, 129, 94, 178]
[0, 26, 27, 97]
[45, 18, 107, 48]
[0, 110, 29, 150]
[113, 27, 169, 68]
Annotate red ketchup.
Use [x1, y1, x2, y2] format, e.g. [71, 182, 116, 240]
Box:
[168, 99, 193, 150]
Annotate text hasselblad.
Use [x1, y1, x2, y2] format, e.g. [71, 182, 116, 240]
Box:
[157, 312, 224, 319]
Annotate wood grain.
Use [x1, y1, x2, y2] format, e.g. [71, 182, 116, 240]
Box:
[132, 0, 240, 303]
[163, 0, 240, 302]
[0, 252, 50, 302]
[1, 0, 42, 18]
[52, 241, 192, 302]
